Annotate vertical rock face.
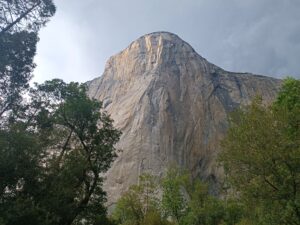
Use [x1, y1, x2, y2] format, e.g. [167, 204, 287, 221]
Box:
[87, 32, 281, 205]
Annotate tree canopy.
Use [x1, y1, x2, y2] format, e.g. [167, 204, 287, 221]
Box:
[113, 168, 245, 225]
[0, 80, 121, 225]
[0, 0, 56, 123]
[0, 0, 56, 34]
[219, 78, 300, 225]
[0, 1, 122, 224]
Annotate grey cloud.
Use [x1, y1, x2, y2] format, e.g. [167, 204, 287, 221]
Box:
[34, 0, 300, 84]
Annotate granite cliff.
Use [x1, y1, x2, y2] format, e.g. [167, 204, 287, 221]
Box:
[87, 32, 281, 205]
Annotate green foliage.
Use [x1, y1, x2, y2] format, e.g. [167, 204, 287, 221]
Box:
[113, 78, 300, 225]
[113, 186, 144, 225]
[142, 211, 174, 225]
[0, 0, 56, 34]
[219, 78, 300, 225]
[113, 174, 160, 225]
[0, 1, 122, 224]
[0, 31, 38, 122]
[178, 171, 244, 225]
[114, 168, 245, 225]
[161, 166, 188, 223]
[0, 0, 56, 122]
[274, 77, 300, 111]
[0, 80, 121, 225]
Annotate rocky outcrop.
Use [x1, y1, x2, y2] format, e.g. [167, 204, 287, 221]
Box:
[87, 32, 281, 205]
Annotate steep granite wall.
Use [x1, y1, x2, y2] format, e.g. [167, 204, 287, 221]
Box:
[87, 32, 281, 205]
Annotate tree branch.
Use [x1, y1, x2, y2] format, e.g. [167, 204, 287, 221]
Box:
[0, 1, 41, 35]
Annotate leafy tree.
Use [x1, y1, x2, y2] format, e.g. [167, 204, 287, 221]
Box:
[0, 0, 56, 34]
[161, 167, 245, 225]
[0, 1, 122, 224]
[36, 80, 121, 225]
[161, 166, 188, 224]
[142, 211, 174, 225]
[0, 0, 56, 123]
[114, 167, 245, 225]
[274, 77, 300, 111]
[0, 31, 37, 121]
[0, 80, 121, 225]
[113, 174, 161, 225]
[219, 78, 300, 225]
[0, 2, 57, 223]
[113, 185, 144, 225]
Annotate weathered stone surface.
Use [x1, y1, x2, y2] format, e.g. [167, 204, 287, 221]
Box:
[87, 32, 281, 205]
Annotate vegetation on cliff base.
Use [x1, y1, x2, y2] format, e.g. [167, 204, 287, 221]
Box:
[112, 168, 245, 225]
[113, 78, 300, 225]
[0, 0, 299, 224]
[220, 77, 300, 225]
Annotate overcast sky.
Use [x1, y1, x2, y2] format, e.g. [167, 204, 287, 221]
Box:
[33, 0, 300, 84]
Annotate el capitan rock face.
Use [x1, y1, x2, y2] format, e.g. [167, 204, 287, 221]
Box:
[87, 32, 281, 205]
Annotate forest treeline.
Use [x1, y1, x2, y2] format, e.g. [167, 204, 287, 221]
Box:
[0, 1, 299, 225]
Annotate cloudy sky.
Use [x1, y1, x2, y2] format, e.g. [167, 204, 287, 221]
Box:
[33, 0, 300, 84]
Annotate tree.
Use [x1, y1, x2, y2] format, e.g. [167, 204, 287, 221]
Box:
[0, 0, 56, 34]
[219, 78, 300, 225]
[0, 80, 121, 225]
[161, 166, 188, 224]
[0, 0, 56, 123]
[113, 167, 245, 225]
[163, 167, 244, 225]
[0, 31, 37, 121]
[0, 1, 57, 224]
[37, 80, 121, 225]
[112, 174, 161, 225]
[0, 2, 122, 224]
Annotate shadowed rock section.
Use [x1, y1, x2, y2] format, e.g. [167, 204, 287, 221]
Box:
[87, 32, 281, 205]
